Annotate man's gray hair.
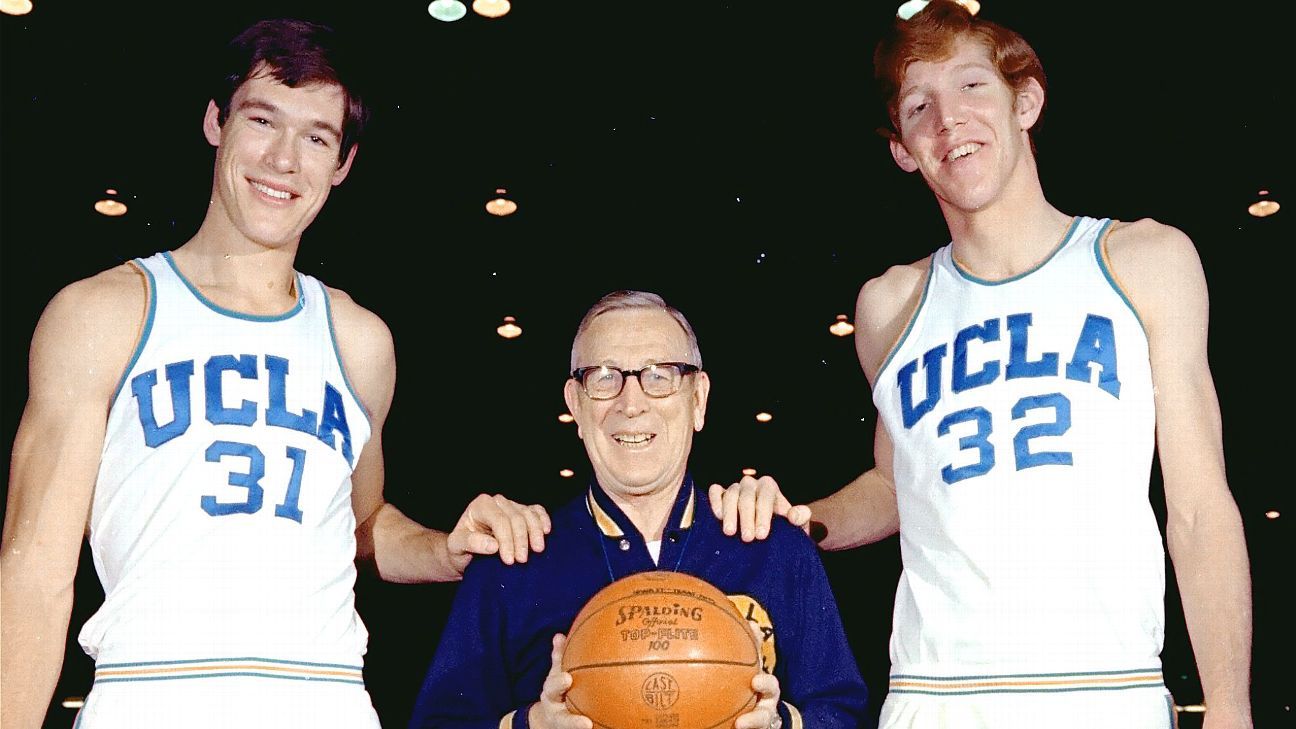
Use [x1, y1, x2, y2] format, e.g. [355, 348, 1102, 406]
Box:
[570, 290, 703, 370]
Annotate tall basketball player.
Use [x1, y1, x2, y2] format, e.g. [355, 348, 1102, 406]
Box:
[709, 2, 1252, 728]
[1, 19, 550, 729]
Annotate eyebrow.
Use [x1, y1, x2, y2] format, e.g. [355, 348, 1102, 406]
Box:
[234, 98, 343, 140]
[899, 61, 998, 99]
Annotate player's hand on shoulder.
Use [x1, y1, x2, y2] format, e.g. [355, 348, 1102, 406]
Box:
[446, 493, 551, 570]
[708, 475, 811, 542]
[529, 634, 592, 729]
[735, 672, 782, 729]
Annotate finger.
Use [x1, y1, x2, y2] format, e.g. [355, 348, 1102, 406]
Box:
[494, 496, 532, 564]
[733, 706, 775, 729]
[751, 671, 780, 702]
[533, 504, 553, 534]
[480, 497, 517, 565]
[721, 482, 741, 536]
[548, 633, 568, 676]
[524, 506, 548, 553]
[460, 531, 500, 557]
[738, 477, 760, 542]
[540, 670, 573, 703]
[754, 480, 777, 540]
[786, 504, 812, 530]
[708, 483, 726, 519]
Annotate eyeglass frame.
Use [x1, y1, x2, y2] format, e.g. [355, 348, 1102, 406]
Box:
[569, 362, 702, 400]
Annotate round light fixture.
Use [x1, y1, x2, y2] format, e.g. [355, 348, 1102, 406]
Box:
[486, 188, 517, 216]
[0, 0, 33, 16]
[559, 468, 574, 478]
[829, 314, 855, 337]
[428, 0, 467, 22]
[472, 0, 511, 18]
[558, 413, 574, 423]
[496, 316, 521, 339]
[755, 412, 773, 423]
[740, 468, 757, 477]
[1248, 200, 1280, 218]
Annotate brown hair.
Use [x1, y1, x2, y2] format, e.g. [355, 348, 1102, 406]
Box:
[874, 0, 1046, 138]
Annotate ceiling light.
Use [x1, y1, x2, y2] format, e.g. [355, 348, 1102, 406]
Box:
[61, 697, 85, 709]
[486, 188, 517, 216]
[0, 0, 33, 16]
[829, 314, 854, 337]
[1265, 510, 1280, 519]
[559, 468, 574, 478]
[755, 412, 773, 423]
[496, 315, 521, 338]
[428, 0, 467, 22]
[897, 0, 978, 20]
[473, 0, 511, 18]
[1248, 199, 1280, 218]
[741, 468, 757, 477]
[558, 413, 574, 423]
[95, 190, 127, 217]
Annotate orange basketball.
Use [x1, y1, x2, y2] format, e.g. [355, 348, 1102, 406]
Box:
[562, 570, 760, 729]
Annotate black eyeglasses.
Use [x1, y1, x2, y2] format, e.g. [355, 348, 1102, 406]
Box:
[570, 362, 701, 400]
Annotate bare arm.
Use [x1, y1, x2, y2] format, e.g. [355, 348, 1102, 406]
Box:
[332, 290, 549, 584]
[1, 267, 143, 729]
[1110, 221, 1252, 727]
[710, 260, 923, 547]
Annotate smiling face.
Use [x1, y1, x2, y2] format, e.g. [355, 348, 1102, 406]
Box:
[889, 36, 1044, 215]
[202, 67, 356, 250]
[564, 308, 710, 503]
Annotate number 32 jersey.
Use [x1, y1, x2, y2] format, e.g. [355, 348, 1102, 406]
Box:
[79, 251, 373, 671]
[874, 217, 1164, 676]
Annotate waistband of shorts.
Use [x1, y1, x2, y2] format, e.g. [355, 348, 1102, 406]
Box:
[888, 666, 1165, 696]
[93, 656, 366, 686]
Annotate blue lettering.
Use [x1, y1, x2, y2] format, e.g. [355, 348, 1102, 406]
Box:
[265, 355, 320, 435]
[899, 345, 947, 429]
[952, 318, 1001, 393]
[204, 355, 258, 426]
[1005, 313, 1059, 379]
[1065, 315, 1121, 398]
[132, 361, 194, 447]
[316, 383, 354, 465]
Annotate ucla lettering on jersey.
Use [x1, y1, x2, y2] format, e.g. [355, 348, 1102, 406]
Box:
[79, 251, 373, 672]
[873, 217, 1166, 688]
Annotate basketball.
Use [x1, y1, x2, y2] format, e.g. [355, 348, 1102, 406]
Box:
[562, 570, 761, 729]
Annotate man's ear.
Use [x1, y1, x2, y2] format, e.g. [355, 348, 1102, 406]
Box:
[202, 100, 223, 147]
[890, 137, 920, 173]
[691, 371, 711, 432]
[563, 379, 584, 440]
[1015, 76, 1045, 132]
[332, 144, 358, 186]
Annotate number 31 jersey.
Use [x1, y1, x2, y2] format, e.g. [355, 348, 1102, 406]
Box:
[79, 251, 373, 670]
[873, 217, 1163, 675]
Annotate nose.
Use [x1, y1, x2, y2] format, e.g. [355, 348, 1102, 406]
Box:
[264, 131, 299, 173]
[933, 92, 966, 133]
[615, 374, 651, 417]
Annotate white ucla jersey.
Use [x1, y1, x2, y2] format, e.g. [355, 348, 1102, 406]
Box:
[79, 251, 374, 678]
[873, 217, 1166, 690]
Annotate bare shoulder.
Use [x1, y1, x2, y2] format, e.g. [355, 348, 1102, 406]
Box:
[322, 285, 396, 418]
[1105, 218, 1206, 317]
[31, 262, 149, 394]
[855, 256, 932, 382]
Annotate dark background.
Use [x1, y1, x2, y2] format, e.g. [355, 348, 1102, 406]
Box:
[2, 1, 1291, 726]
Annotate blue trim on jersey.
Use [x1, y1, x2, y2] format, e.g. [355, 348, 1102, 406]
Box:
[889, 683, 1167, 696]
[1091, 219, 1148, 335]
[94, 672, 364, 685]
[878, 255, 937, 376]
[96, 656, 363, 670]
[109, 259, 159, 403]
[890, 667, 1163, 680]
[161, 251, 305, 322]
[318, 280, 373, 431]
[951, 216, 1082, 286]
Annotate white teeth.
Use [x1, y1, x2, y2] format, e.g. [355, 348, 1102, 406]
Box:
[251, 181, 292, 199]
[613, 433, 653, 444]
[946, 142, 981, 161]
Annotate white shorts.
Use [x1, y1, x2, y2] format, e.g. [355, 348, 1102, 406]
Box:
[73, 675, 382, 729]
[879, 687, 1176, 729]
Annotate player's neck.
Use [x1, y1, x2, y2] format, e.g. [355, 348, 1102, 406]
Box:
[172, 229, 302, 315]
[943, 185, 1071, 280]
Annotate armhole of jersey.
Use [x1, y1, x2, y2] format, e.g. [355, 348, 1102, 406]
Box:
[319, 279, 374, 431]
[875, 255, 936, 377]
[1093, 219, 1148, 335]
[109, 259, 158, 403]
